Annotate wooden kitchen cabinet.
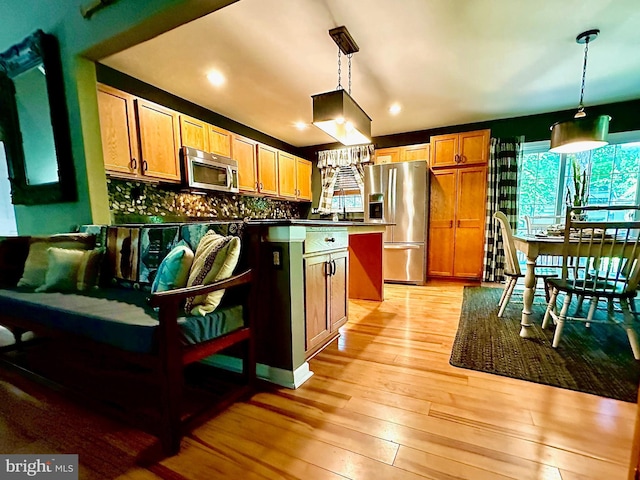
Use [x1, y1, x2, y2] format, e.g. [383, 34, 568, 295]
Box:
[207, 124, 232, 157]
[278, 152, 313, 201]
[278, 151, 297, 199]
[296, 158, 312, 201]
[232, 134, 258, 193]
[179, 115, 209, 152]
[97, 84, 139, 176]
[98, 85, 181, 182]
[430, 129, 489, 168]
[136, 98, 182, 182]
[304, 248, 348, 358]
[374, 147, 401, 164]
[374, 143, 430, 164]
[256, 144, 279, 195]
[428, 165, 487, 279]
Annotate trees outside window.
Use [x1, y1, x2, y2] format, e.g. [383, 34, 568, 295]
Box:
[518, 133, 640, 230]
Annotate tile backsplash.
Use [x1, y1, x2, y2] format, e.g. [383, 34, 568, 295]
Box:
[108, 179, 308, 223]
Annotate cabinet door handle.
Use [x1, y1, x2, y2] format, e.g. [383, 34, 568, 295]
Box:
[260, 182, 263, 190]
[457, 220, 461, 228]
[142, 160, 148, 172]
[324, 260, 331, 276]
[130, 158, 137, 170]
[449, 220, 453, 228]
[460, 155, 466, 163]
[454, 154, 460, 163]
[331, 259, 336, 276]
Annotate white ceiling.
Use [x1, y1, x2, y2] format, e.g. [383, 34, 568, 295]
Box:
[100, 0, 640, 148]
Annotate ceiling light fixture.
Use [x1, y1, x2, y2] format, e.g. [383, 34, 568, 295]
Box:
[549, 29, 611, 154]
[389, 103, 401, 115]
[311, 26, 371, 146]
[206, 70, 225, 87]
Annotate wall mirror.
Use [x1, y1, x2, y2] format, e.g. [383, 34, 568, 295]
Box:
[0, 30, 75, 205]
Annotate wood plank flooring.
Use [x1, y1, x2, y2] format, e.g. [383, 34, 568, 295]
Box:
[0, 281, 635, 479]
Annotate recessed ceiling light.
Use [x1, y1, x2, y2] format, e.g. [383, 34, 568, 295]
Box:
[389, 103, 401, 115]
[206, 70, 225, 87]
[294, 121, 308, 130]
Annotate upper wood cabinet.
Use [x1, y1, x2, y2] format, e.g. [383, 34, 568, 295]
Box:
[403, 143, 430, 162]
[296, 158, 312, 201]
[278, 152, 313, 201]
[98, 84, 181, 183]
[232, 134, 258, 193]
[374, 143, 430, 164]
[430, 129, 489, 168]
[97, 84, 139, 176]
[278, 151, 297, 199]
[207, 124, 232, 157]
[136, 98, 181, 182]
[374, 147, 401, 164]
[256, 144, 279, 196]
[179, 115, 209, 152]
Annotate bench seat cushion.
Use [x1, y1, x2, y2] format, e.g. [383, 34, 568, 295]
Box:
[0, 288, 244, 354]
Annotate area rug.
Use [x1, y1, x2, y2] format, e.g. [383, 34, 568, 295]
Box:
[450, 286, 640, 402]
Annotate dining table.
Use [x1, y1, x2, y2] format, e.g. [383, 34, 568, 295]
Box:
[511, 233, 566, 338]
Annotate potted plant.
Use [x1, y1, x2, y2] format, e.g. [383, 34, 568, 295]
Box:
[566, 158, 590, 219]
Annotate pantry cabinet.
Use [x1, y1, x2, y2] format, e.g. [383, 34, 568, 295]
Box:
[429, 129, 489, 168]
[428, 165, 487, 279]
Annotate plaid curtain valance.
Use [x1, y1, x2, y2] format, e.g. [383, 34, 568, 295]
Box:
[316, 145, 374, 169]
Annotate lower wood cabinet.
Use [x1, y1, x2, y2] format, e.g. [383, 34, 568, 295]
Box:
[304, 248, 348, 358]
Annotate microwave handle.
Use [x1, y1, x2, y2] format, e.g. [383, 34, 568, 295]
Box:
[226, 166, 233, 188]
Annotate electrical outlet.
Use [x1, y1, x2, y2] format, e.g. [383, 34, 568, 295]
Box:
[272, 249, 281, 266]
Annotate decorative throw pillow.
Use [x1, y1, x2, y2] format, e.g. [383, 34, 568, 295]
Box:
[17, 233, 96, 289]
[150, 241, 194, 294]
[35, 247, 104, 292]
[185, 232, 241, 316]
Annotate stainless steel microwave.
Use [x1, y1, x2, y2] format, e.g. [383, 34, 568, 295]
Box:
[181, 146, 239, 193]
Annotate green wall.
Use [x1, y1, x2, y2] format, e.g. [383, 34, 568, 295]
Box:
[0, 0, 237, 235]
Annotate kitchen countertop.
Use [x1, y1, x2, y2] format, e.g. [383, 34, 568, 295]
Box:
[246, 219, 393, 227]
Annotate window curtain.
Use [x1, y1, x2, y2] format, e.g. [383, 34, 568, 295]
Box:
[483, 136, 522, 282]
[317, 145, 374, 214]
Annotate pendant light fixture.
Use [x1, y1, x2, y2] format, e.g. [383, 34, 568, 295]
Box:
[549, 29, 611, 154]
[312, 26, 371, 146]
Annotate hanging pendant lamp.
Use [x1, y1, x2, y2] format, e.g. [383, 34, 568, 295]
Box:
[549, 29, 611, 154]
[312, 26, 371, 146]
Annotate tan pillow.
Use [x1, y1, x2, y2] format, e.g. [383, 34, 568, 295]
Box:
[17, 233, 95, 289]
[35, 247, 104, 292]
[185, 232, 241, 316]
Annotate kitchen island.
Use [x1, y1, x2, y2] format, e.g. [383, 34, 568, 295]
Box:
[235, 219, 389, 388]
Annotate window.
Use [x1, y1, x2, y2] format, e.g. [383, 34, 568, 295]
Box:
[330, 165, 364, 213]
[518, 131, 640, 231]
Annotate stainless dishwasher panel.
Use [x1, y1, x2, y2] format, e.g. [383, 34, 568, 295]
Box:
[383, 242, 426, 284]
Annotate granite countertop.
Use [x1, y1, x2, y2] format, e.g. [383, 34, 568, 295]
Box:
[246, 219, 393, 227]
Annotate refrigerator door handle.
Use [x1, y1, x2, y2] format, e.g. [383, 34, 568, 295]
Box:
[384, 244, 421, 250]
[389, 168, 397, 223]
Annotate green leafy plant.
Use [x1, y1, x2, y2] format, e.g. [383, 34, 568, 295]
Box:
[566, 158, 590, 211]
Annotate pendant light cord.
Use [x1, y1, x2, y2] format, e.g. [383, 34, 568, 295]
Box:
[337, 49, 342, 90]
[577, 37, 590, 115]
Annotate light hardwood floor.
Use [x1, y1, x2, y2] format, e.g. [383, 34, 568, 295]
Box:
[0, 281, 636, 479]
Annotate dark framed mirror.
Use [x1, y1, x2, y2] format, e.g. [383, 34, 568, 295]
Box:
[0, 30, 75, 205]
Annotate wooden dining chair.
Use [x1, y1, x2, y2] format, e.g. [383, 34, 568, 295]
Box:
[494, 212, 559, 317]
[542, 205, 640, 359]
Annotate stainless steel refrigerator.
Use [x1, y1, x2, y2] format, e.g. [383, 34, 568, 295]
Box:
[364, 161, 428, 284]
